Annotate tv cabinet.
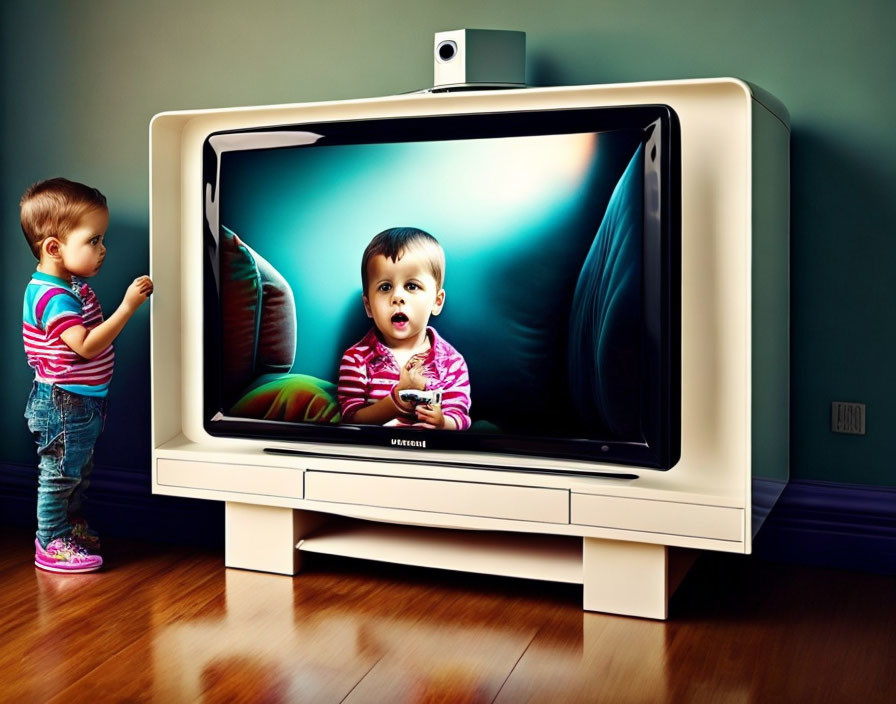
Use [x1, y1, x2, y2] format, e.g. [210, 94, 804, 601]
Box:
[157, 432, 749, 619]
[151, 78, 789, 619]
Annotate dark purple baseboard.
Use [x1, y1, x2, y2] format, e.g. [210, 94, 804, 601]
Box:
[754, 480, 896, 575]
[0, 461, 223, 549]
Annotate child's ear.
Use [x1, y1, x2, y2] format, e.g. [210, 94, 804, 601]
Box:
[431, 289, 446, 316]
[362, 294, 373, 318]
[43, 237, 62, 259]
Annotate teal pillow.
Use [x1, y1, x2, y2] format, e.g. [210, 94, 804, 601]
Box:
[568, 144, 644, 438]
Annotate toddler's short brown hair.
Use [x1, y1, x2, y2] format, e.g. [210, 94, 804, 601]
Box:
[361, 227, 445, 293]
[20, 178, 107, 259]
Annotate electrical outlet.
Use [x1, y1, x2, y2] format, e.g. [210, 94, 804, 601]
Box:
[831, 402, 866, 435]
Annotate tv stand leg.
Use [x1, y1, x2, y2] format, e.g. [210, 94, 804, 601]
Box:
[224, 502, 325, 575]
[582, 538, 697, 619]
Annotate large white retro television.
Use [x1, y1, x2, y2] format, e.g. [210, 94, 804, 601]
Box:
[150, 78, 789, 619]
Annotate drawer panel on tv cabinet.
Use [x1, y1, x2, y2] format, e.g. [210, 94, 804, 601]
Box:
[157, 459, 304, 499]
[305, 471, 570, 524]
[571, 494, 743, 542]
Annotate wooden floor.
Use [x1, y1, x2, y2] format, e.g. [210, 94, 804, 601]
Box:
[1, 525, 894, 703]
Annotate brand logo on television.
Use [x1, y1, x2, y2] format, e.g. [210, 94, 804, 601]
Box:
[391, 438, 427, 449]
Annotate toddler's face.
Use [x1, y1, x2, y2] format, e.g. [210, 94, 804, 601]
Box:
[59, 208, 109, 279]
[363, 250, 445, 350]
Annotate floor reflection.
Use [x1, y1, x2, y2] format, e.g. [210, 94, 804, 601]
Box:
[150, 567, 680, 704]
[492, 612, 671, 704]
[153, 570, 380, 702]
[150, 568, 569, 703]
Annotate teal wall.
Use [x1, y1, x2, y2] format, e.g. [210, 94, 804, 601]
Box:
[2, 0, 894, 486]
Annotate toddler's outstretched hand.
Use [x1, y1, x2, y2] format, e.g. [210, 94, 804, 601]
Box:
[123, 275, 154, 312]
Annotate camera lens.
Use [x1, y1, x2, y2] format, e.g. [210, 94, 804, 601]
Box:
[437, 40, 457, 62]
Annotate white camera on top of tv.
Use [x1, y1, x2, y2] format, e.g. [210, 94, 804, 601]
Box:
[433, 29, 526, 90]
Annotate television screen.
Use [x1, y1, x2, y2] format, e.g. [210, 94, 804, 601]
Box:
[202, 105, 680, 470]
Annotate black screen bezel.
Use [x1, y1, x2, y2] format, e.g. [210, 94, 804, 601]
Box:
[201, 104, 680, 470]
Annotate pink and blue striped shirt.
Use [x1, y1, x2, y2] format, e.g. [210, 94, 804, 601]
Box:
[338, 327, 471, 430]
[22, 272, 114, 397]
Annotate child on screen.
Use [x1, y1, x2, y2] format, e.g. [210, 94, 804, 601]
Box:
[337, 227, 471, 430]
[20, 178, 153, 573]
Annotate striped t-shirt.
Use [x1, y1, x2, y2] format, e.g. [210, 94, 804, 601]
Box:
[338, 327, 471, 430]
[22, 272, 114, 397]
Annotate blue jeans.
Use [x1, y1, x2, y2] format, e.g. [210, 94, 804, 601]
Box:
[24, 382, 107, 548]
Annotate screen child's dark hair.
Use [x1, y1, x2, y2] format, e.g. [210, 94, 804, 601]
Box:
[361, 227, 445, 292]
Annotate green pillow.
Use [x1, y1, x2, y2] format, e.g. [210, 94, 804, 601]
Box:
[230, 374, 340, 424]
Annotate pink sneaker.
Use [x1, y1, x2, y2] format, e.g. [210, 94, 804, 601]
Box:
[34, 537, 103, 573]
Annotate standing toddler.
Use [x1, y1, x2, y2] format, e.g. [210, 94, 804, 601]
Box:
[21, 178, 152, 573]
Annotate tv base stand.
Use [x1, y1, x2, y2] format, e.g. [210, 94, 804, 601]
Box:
[223, 502, 697, 620]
